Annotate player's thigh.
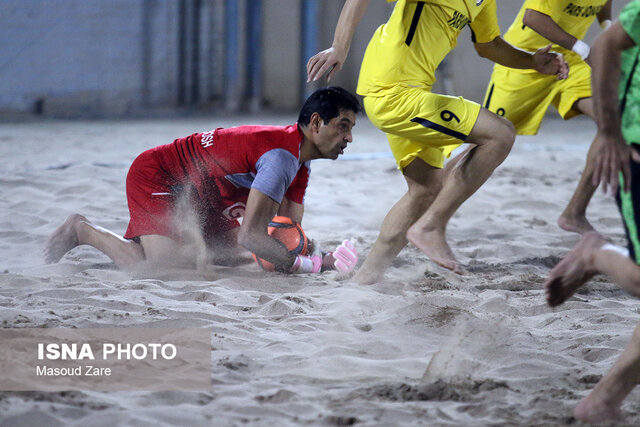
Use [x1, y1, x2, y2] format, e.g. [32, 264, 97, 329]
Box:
[555, 59, 593, 121]
[124, 151, 182, 241]
[467, 107, 515, 147]
[402, 157, 444, 199]
[573, 97, 594, 120]
[203, 219, 241, 251]
[139, 234, 194, 265]
[484, 65, 556, 135]
[364, 89, 480, 169]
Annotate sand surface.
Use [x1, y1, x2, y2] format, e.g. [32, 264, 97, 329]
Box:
[1, 114, 639, 426]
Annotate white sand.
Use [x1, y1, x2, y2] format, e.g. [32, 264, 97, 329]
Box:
[1, 114, 639, 426]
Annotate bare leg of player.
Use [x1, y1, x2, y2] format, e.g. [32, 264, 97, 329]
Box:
[44, 214, 145, 268]
[558, 97, 598, 234]
[45, 214, 203, 269]
[353, 160, 443, 285]
[574, 322, 640, 423]
[406, 108, 515, 273]
[545, 232, 640, 422]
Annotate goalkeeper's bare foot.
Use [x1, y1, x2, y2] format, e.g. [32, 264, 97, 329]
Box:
[44, 214, 86, 263]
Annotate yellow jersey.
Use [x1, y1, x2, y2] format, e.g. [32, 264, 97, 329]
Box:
[357, 0, 500, 97]
[503, 0, 608, 71]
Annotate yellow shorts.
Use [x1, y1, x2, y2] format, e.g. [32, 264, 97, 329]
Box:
[483, 56, 591, 135]
[363, 87, 481, 170]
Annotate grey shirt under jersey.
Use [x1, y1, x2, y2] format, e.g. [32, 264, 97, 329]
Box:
[224, 148, 310, 203]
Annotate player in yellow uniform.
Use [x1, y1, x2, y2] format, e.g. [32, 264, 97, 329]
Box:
[307, 0, 569, 284]
[484, 0, 612, 234]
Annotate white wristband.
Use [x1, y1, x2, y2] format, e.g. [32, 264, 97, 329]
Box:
[600, 19, 612, 30]
[289, 255, 322, 274]
[601, 243, 629, 257]
[290, 255, 313, 273]
[571, 40, 590, 60]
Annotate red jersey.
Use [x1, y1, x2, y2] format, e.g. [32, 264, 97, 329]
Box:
[123, 124, 310, 241]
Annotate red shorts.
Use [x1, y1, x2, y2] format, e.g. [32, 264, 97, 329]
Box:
[123, 149, 239, 243]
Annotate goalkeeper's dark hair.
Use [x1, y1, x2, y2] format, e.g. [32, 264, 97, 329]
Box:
[298, 87, 361, 126]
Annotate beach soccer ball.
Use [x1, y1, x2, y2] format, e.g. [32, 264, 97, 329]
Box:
[253, 216, 308, 271]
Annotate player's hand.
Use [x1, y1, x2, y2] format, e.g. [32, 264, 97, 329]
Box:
[532, 44, 569, 80]
[306, 46, 348, 82]
[330, 240, 359, 273]
[593, 131, 640, 195]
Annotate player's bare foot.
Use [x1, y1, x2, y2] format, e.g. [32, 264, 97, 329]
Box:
[352, 268, 384, 285]
[557, 212, 595, 235]
[545, 231, 604, 307]
[44, 214, 87, 263]
[406, 225, 464, 274]
[573, 393, 624, 424]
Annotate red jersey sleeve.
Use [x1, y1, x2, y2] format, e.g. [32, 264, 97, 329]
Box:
[284, 162, 310, 204]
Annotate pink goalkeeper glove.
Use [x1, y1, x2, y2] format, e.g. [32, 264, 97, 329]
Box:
[332, 240, 358, 273]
